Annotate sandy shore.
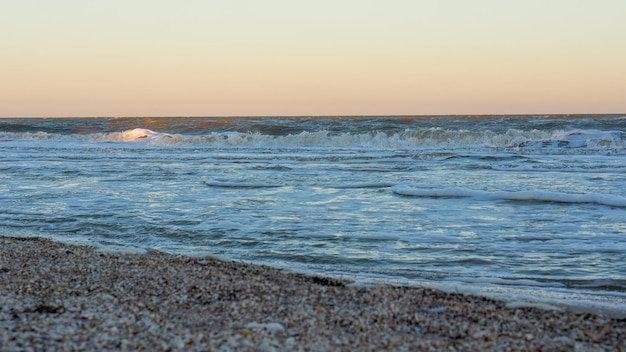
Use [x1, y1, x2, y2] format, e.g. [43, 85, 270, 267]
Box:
[1, 236, 624, 351]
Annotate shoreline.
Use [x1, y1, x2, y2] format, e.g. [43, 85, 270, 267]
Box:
[1, 236, 624, 351]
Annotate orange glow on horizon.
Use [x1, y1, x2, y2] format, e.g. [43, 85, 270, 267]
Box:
[1, 1, 625, 117]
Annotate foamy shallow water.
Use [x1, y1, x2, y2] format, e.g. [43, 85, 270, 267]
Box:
[1, 115, 625, 310]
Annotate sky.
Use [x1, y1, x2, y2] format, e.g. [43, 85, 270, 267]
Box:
[1, 0, 625, 117]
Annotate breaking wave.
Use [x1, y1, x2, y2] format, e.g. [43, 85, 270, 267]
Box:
[2, 127, 625, 152]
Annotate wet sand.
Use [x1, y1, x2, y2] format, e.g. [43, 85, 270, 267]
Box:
[1, 236, 624, 351]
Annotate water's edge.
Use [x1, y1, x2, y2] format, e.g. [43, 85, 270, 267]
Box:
[5, 233, 626, 319]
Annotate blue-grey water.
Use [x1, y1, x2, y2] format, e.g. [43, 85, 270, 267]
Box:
[2, 115, 626, 310]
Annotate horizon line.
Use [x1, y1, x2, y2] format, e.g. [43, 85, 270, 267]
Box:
[2, 112, 625, 119]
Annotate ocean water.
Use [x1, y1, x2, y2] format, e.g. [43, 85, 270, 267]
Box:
[2, 115, 626, 311]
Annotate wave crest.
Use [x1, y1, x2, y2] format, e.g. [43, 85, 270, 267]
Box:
[2, 127, 625, 151]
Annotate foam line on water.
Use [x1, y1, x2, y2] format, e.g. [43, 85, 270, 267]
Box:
[392, 185, 626, 208]
[328, 182, 396, 189]
[203, 180, 281, 188]
[337, 273, 626, 318]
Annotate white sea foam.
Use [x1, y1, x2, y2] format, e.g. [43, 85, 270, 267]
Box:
[91, 128, 161, 142]
[3, 116, 626, 310]
[492, 165, 626, 173]
[2, 127, 624, 151]
[551, 129, 624, 145]
[449, 277, 566, 288]
[328, 182, 395, 189]
[203, 180, 281, 188]
[328, 273, 626, 318]
[392, 185, 626, 207]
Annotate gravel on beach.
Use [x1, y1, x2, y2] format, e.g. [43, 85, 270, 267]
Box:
[1, 236, 624, 351]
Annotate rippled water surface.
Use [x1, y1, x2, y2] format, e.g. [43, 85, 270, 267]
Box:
[2, 115, 626, 304]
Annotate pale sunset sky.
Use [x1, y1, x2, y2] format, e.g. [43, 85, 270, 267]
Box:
[1, 0, 625, 117]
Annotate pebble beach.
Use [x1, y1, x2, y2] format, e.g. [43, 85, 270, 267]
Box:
[1, 236, 624, 351]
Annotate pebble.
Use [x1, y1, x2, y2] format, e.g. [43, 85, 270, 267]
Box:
[1, 236, 625, 351]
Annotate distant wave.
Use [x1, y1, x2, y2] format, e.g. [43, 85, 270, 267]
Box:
[0, 128, 171, 143]
[2, 127, 625, 151]
[392, 186, 626, 208]
[519, 129, 626, 149]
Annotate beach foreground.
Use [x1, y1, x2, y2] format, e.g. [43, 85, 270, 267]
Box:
[1, 236, 624, 351]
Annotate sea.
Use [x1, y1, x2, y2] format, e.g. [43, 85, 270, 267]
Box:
[2, 115, 626, 315]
